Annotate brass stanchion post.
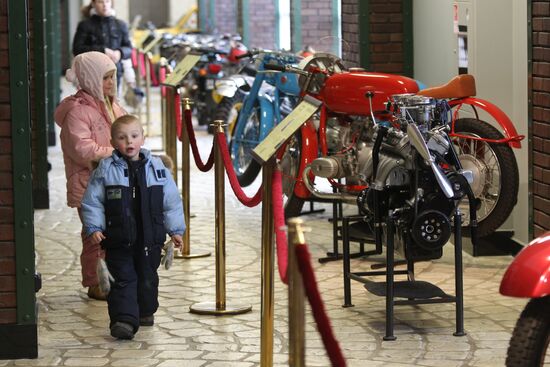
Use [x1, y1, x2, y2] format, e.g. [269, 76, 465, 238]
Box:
[136, 50, 142, 120]
[260, 158, 275, 367]
[189, 120, 252, 315]
[176, 97, 210, 259]
[159, 57, 167, 152]
[287, 218, 306, 366]
[164, 86, 177, 186]
[145, 52, 152, 136]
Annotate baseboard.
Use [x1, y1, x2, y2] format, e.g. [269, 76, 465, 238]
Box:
[0, 323, 37, 359]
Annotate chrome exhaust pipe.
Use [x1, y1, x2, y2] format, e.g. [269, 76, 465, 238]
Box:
[301, 166, 358, 204]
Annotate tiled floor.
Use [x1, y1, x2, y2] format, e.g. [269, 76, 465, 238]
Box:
[1, 82, 528, 366]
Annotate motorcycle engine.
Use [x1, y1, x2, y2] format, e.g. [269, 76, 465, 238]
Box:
[357, 94, 458, 261]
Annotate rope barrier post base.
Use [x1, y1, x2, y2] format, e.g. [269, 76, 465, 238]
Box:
[176, 97, 211, 260]
[189, 120, 252, 316]
[288, 218, 306, 367]
[260, 157, 275, 367]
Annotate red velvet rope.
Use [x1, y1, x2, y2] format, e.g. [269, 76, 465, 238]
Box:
[160, 66, 166, 97]
[149, 57, 159, 86]
[175, 93, 182, 140]
[296, 245, 347, 366]
[272, 168, 288, 284]
[131, 48, 138, 68]
[183, 108, 215, 172]
[138, 52, 146, 77]
[216, 131, 263, 207]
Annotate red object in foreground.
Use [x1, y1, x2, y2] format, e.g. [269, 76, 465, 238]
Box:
[500, 232, 550, 298]
[183, 108, 215, 172]
[296, 245, 346, 366]
[272, 168, 288, 284]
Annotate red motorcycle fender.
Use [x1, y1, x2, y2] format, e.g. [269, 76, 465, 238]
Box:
[500, 232, 550, 298]
[449, 97, 523, 148]
[294, 120, 318, 199]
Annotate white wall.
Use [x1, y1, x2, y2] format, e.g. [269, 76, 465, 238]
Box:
[168, 0, 197, 27]
[414, 0, 529, 244]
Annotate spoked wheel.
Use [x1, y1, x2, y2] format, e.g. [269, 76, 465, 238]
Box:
[280, 132, 305, 219]
[451, 118, 519, 237]
[230, 101, 262, 187]
[506, 296, 550, 366]
[211, 93, 244, 138]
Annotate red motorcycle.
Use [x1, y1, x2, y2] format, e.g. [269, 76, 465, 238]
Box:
[500, 232, 550, 365]
[275, 53, 523, 237]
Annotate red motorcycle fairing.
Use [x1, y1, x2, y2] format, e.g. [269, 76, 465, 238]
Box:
[500, 232, 550, 298]
[449, 97, 523, 148]
[294, 120, 319, 199]
[321, 72, 420, 115]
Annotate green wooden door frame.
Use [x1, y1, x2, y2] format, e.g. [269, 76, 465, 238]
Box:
[198, 0, 207, 32]
[291, 0, 301, 52]
[7, 0, 37, 326]
[33, 0, 50, 210]
[241, 0, 250, 47]
[359, 0, 413, 75]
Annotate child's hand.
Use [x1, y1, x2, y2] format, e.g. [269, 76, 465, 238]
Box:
[171, 234, 183, 249]
[90, 231, 106, 245]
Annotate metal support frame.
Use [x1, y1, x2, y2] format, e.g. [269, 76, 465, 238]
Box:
[342, 209, 466, 340]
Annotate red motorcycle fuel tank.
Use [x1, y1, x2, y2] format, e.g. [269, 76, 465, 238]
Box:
[500, 232, 550, 298]
[321, 72, 420, 115]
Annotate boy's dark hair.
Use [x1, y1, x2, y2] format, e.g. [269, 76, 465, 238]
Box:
[111, 114, 143, 136]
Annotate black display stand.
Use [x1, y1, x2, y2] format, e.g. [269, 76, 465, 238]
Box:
[342, 208, 466, 340]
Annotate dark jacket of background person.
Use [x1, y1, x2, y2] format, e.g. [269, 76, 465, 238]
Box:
[73, 14, 132, 83]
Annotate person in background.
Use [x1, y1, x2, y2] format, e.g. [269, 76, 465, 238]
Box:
[54, 51, 127, 300]
[73, 0, 133, 87]
[81, 115, 184, 340]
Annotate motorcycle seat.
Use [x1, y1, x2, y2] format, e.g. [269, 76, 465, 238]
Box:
[417, 74, 477, 99]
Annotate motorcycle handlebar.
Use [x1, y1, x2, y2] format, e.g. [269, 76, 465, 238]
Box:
[264, 63, 310, 76]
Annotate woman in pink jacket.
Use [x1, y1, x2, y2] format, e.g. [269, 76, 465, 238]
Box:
[55, 51, 127, 300]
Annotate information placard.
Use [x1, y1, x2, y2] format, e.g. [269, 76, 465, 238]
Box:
[162, 53, 202, 87]
[251, 95, 322, 164]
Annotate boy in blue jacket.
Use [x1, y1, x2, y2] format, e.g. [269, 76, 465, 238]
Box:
[81, 114, 184, 340]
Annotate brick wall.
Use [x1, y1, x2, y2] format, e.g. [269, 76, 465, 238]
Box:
[368, 0, 404, 74]
[341, 0, 359, 66]
[248, 1, 276, 49]
[301, 0, 333, 52]
[0, 0, 17, 324]
[214, 0, 237, 35]
[532, 0, 550, 236]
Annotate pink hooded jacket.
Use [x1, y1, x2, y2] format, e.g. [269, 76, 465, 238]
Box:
[55, 51, 127, 208]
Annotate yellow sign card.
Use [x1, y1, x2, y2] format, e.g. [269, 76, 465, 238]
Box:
[251, 96, 321, 164]
[163, 54, 202, 87]
[141, 34, 163, 54]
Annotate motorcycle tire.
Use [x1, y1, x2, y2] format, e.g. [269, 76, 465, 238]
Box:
[230, 100, 262, 187]
[210, 92, 244, 136]
[506, 296, 550, 366]
[452, 118, 519, 237]
[280, 132, 305, 219]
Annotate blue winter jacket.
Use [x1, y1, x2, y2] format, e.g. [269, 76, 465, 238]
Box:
[81, 148, 185, 248]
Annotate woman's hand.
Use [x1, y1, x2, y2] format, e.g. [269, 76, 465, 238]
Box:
[104, 48, 121, 63]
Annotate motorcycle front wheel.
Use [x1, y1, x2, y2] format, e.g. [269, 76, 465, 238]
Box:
[451, 118, 519, 237]
[230, 101, 262, 187]
[506, 296, 550, 366]
[280, 132, 305, 219]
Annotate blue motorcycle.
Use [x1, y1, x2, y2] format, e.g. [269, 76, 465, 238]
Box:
[214, 50, 303, 186]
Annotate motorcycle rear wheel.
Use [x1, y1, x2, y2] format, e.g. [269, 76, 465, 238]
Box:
[230, 100, 262, 187]
[451, 118, 519, 237]
[506, 296, 550, 366]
